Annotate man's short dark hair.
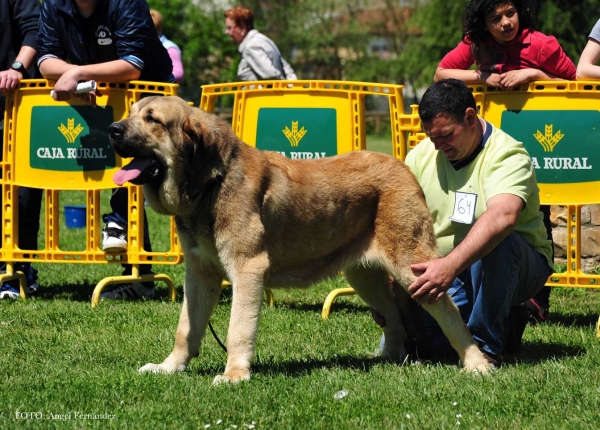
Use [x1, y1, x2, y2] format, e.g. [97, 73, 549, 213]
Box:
[418, 79, 477, 123]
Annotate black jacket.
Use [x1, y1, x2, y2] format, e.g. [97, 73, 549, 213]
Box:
[0, 0, 40, 110]
[37, 0, 174, 83]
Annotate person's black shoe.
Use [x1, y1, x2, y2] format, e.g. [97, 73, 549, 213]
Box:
[505, 304, 530, 354]
[481, 350, 501, 369]
[524, 298, 549, 324]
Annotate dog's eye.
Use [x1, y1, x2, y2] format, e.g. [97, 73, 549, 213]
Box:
[146, 115, 161, 125]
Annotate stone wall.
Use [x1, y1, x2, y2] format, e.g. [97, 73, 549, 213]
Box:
[551, 204, 600, 272]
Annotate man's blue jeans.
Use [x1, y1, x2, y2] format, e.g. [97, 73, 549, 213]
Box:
[427, 231, 553, 357]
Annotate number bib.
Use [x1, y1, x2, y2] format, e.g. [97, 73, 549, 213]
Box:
[449, 191, 478, 224]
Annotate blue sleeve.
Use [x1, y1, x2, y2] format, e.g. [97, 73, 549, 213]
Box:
[36, 0, 66, 64]
[112, 0, 154, 71]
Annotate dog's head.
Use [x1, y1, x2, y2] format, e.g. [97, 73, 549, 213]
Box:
[109, 96, 233, 215]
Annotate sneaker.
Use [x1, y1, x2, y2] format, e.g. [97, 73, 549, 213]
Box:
[102, 222, 127, 252]
[0, 283, 19, 299]
[101, 282, 155, 300]
[524, 298, 549, 324]
[0, 264, 40, 297]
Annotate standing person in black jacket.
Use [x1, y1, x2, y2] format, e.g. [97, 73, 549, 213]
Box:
[0, 0, 43, 299]
[37, 0, 175, 300]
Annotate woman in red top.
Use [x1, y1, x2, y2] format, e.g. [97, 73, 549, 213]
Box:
[433, 1, 573, 325]
[434, 0, 576, 89]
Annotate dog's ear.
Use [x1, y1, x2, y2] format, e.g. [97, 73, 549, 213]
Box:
[181, 111, 224, 197]
[182, 114, 204, 147]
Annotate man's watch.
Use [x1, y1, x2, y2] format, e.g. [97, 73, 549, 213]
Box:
[10, 61, 29, 78]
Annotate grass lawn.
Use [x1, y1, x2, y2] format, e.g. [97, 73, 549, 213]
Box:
[1, 149, 600, 429]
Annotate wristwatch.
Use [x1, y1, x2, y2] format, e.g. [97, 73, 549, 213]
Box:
[10, 61, 29, 78]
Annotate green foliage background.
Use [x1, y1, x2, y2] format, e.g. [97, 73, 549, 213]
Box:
[146, 0, 599, 99]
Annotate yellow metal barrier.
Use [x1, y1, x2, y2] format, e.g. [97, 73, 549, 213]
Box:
[2, 79, 182, 306]
[200, 80, 420, 317]
[200, 79, 417, 158]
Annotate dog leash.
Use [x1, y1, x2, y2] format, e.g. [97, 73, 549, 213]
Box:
[209, 321, 228, 353]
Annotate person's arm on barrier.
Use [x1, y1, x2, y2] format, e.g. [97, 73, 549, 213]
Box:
[577, 37, 600, 79]
[497, 36, 576, 89]
[408, 193, 523, 303]
[434, 42, 505, 87]
[40, 58, 140, 102]
[1, 0, 39, 93]
[0, 46, 36, 93]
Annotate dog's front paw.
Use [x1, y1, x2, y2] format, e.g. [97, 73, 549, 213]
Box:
[212, 369, 251, 385]
[460, 354, 495, 375]
[459, 345, 496, 375]
[138, 362, 186, 374]
[462, 360, 494, 375]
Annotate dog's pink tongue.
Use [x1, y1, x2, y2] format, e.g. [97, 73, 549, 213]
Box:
[113, 158, 152, 186]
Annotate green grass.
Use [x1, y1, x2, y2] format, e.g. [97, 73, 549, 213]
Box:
[366, 134, 394, 155]
[1, 181, 600, 429]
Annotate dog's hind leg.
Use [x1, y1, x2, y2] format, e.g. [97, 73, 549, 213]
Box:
[139, 256, 223, 375]
[391, 266, 491, 374]
[419, 297, 491, 373]
[344, 264, 407, 359]
[212, 253, 270, 385]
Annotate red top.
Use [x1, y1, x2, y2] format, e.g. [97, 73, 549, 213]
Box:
[438, 28, 576, 80]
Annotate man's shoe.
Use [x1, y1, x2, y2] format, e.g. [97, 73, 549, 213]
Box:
[481, 351, 501, 369]
[102, 222, 127, 252]
[27, 281, 40, 296]
[101, 282, 155, 300]
[0, 284, 20, 299]
[524, 298, 549, 324]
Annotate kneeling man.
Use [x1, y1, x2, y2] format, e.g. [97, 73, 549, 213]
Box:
[400, 79, 553, 365]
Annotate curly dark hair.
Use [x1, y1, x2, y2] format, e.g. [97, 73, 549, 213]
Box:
[463, 0, 537, 63]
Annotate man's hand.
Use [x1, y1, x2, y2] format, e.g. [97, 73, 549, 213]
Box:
[50, 67, 81, 101]
[0, 69, 24, 94]
[407, 258, 458, 304]
[51, 68, 100, 106]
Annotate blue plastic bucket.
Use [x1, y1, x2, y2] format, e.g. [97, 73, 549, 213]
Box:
[65, 205, 86, 228]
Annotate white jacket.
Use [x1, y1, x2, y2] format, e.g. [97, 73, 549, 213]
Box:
[237, 29, 297, 81]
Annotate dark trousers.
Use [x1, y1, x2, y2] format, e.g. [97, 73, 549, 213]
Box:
[532, 205, 553, 307]
[0, 118, 43, 281]
[102, 187, 153, 276]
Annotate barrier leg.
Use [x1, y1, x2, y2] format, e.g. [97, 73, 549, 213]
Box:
[0, 263, 28, 299]
[596, 316, 600, 339]
[322, 287, 356, 319]
[91, 264, 176, 308]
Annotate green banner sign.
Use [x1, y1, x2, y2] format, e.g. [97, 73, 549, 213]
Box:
[256, 107, 337, 158]
[501, 110, 600, 183]
[30, 105, 116, 171]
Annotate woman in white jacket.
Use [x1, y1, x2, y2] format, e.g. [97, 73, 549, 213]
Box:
[224, 6, 297, 81]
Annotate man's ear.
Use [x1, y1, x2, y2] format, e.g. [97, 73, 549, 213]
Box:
[464, 107, 478, 127]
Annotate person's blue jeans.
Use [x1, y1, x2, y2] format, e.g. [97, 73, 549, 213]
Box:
[426, 231, 553, 357]
[103, 187, 153, 277]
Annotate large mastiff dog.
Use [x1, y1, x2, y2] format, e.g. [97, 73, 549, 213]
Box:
[108, 96, 491, 383]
